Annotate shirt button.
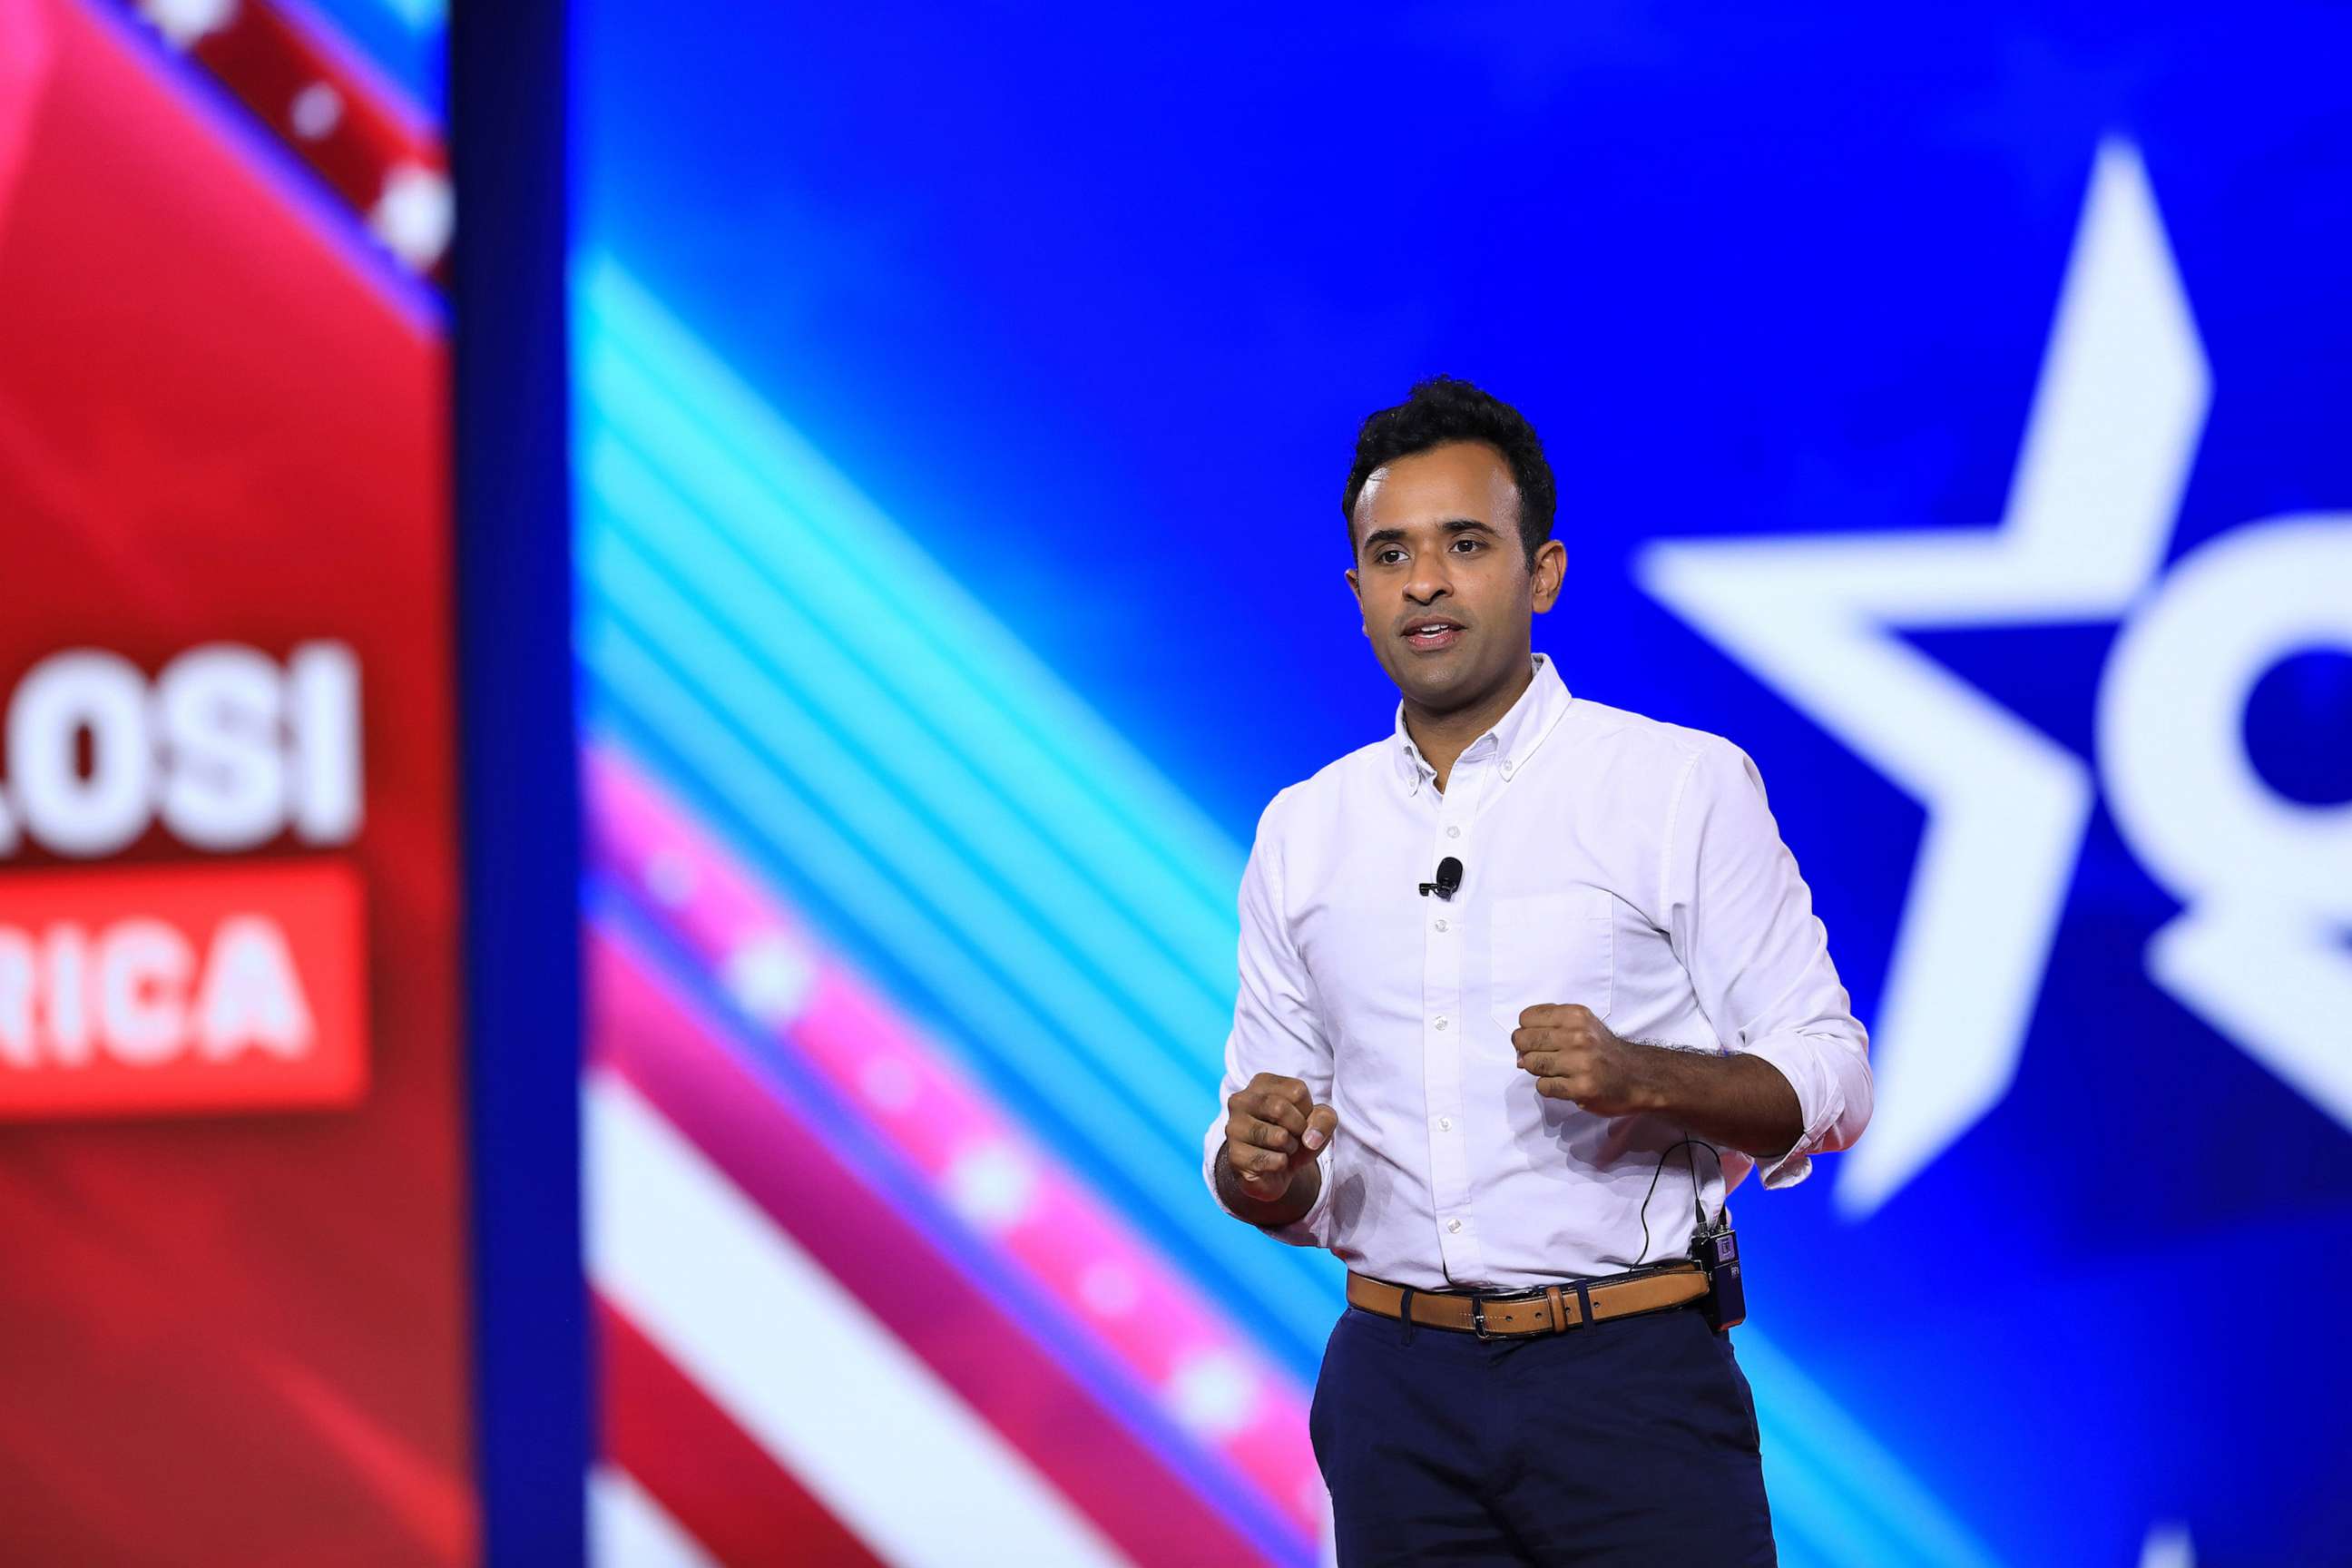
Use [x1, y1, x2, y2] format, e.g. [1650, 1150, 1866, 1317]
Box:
[1446, 826, 1461, 838]
[1434, 1015, 1449, 1031]
[1434, 918, 1449, 933]
[1438, 1116, 1453, 1132]
[1447, 1219, 1463, 1234]
[1501, 760, 1515, 779]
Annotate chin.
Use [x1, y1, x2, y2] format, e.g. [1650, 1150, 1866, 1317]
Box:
[1393, 664, 1473, 706]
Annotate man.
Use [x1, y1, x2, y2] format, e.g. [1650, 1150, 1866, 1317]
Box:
[1202, 377, 1873, 1564]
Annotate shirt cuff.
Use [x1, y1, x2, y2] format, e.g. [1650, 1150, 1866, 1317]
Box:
[1201, 1128, 1337, 1248]
[1738, 1034, 1847, 1191]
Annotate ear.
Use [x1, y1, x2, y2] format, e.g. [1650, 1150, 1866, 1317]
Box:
[1345, 566, 1367, 635]
[1529, 539, 1567, 613]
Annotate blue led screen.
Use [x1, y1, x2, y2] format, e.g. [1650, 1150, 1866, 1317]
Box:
[572, 6, 2352, 1563]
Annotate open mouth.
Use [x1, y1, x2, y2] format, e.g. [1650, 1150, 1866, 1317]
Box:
[1401, 618, 1465, 652]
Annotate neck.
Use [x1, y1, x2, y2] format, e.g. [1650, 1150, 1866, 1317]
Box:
[1403, 655, 1538, 793]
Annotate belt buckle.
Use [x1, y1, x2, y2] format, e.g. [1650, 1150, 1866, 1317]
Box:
[1470, 1296, 1493, 1341]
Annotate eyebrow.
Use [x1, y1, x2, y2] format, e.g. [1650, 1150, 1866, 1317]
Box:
[1359, 517, 1501, 554]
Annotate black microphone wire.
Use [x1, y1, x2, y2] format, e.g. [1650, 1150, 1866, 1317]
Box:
[1633, 1136, 1723, 1268]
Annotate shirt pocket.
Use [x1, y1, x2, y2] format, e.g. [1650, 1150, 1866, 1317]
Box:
[1487, 888, 1614, 1032]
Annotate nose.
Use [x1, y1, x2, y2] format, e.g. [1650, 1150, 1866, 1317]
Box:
[1404, 555, 1453, 607]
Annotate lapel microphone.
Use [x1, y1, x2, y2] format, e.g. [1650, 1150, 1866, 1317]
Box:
[1418, 857, 1464, 900]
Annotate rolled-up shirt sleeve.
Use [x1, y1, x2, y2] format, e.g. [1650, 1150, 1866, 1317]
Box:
[1201, 789, 1338, 1247]
[1662, 738, 1874, 1188]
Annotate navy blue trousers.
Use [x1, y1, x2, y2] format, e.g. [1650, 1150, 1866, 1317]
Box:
[1308, 1302, 1775, 1565]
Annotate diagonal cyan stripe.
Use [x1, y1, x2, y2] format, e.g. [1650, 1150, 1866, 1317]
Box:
[575, 627, 1342, 1354]
[574, 615, 1194, 1167]
[578, 425, 1234, 1052]
[572, 391, 1239, 1010]
[575, 256, 1241, 948]
[579, 524, 1215, 1134]
[573, 255, 1343, 1348]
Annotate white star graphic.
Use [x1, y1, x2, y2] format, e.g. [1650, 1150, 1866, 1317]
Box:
[1636, 140, 2212, 1216]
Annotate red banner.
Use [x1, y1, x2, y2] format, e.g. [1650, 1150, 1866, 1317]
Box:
[0, 0, 474, 1560]
[0, 858, 368, 1118]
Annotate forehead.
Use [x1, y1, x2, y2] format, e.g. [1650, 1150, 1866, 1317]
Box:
[1354, 440, 1519, 532]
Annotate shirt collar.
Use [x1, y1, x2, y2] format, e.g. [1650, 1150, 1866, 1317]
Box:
[1390, 653, 1574, 796]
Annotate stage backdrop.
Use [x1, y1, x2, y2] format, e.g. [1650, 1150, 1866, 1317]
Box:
[0, 1, 470, 1562]
[571, 5, 2352, 1564]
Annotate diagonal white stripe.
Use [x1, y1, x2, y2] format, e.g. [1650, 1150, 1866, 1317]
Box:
[590, 1465, 721, 1568]
[584, 1071, 1132, 1568]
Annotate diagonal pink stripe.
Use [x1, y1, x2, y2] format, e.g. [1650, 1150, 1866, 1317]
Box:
[585, 743, 1328, 1543]
[590, 927, 1301, 1568]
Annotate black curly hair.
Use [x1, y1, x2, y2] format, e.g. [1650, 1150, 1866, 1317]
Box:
[1341, 377, 1555, 565]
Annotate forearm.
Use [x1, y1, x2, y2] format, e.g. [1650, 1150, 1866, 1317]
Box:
[1212, 1138, 1323, 1229]
[1628, 1044, 1803, 1159]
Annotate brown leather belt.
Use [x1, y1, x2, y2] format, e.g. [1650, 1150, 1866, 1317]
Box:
[1346, 1262, 1710, 1339]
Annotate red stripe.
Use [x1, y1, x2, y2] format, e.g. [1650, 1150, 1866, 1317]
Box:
[600, 1297, 884, 1568]
[590, 929, 1289, 1568]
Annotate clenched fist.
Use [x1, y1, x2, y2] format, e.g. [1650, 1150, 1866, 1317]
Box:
[1512, 1004, 1658, 1117]
[1222, 1072, 1338, 1201]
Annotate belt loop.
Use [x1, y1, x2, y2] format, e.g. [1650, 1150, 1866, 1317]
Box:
[1397, 1287, 1416, 1347]
[1544, 1285, 1565, 1335]
[1572, 1280, 1594, 1330]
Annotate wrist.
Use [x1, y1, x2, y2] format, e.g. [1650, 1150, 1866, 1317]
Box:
[1621, 1037, 1683, 1117]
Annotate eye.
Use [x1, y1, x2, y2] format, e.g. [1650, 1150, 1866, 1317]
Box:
[1375, 548, 1406, 565]
[1452, 537, 1484, 553]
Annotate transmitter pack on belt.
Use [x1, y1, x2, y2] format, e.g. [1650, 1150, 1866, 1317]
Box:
[1690, 1221, 1745, 1331]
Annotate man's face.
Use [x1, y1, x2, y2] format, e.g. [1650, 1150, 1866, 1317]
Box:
[1347, 440, 1565, 710]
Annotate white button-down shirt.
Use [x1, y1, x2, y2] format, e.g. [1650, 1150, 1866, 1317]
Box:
[1202, 654, 1872, 1289]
